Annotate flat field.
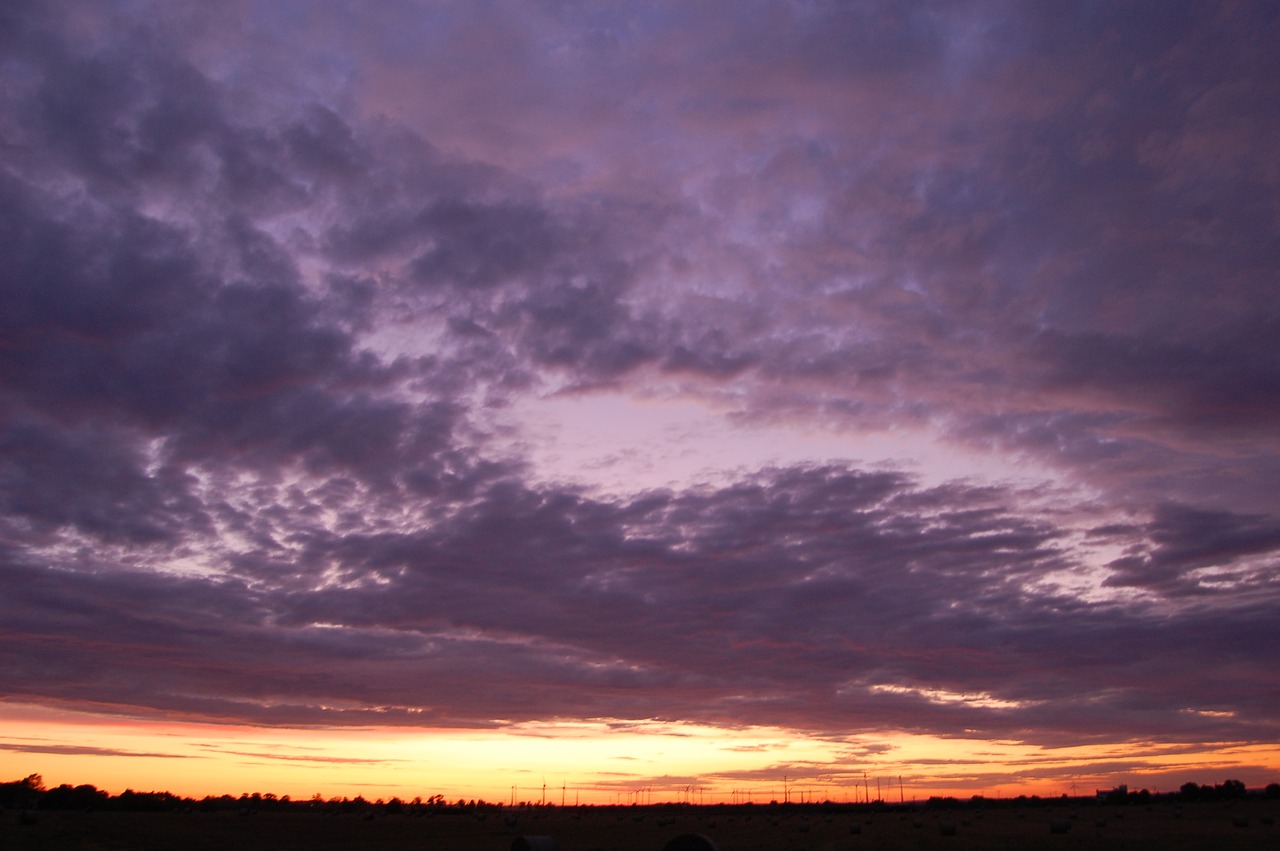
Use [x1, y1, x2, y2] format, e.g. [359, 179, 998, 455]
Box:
[4, 800, 1278, 851]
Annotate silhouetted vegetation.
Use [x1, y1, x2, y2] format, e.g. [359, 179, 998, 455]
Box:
[1179, 779, 1248, 800]
[0, 775, 44, 809]
[4, 774, 1279, 815]
[0, 774, 525, 816]
[4, 776, 1280, 851]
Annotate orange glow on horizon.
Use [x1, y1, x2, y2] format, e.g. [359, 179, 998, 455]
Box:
[2, 703, 1277, 804]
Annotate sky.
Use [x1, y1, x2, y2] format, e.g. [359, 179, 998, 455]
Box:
[2, 0, 1279, 803]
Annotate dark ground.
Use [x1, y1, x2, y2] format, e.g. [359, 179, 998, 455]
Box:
[4, 799, 1278, 851]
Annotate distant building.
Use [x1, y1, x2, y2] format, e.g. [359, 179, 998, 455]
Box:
[1096, 784, 1127, 801]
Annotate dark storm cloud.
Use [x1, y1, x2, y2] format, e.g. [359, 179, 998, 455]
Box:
[1103, 503, 1280, 595]
[0, 168, 435, 501]
[2, 0, 1279, 760]
[5, 464, 1277, 742]
[0, 414, 208, 545]
[1032, 324, 1280, 434]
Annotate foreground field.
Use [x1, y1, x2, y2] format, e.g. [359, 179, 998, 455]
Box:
[4, 799, 1279, 851]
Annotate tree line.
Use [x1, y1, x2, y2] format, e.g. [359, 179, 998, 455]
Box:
[4, 773, 1280, 814]
[0, 774, 502, 815]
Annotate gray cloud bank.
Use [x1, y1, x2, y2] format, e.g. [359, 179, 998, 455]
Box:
[2, 0, 1278, 752]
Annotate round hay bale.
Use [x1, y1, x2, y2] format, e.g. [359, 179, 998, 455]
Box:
[1049, 819, 1071, 834]
[511, 836, 559, 851]
[662, 833, 720, 851]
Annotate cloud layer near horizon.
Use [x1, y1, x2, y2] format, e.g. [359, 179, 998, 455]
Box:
[3, 0, 1279, 754]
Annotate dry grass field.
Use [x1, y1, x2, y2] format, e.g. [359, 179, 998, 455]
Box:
[4, 800, 1278, 851]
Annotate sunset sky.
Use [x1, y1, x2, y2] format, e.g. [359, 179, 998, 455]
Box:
[3, 1, 1279, 804]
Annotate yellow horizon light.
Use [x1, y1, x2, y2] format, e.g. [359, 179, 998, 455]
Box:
[1, 703, 1276, 804]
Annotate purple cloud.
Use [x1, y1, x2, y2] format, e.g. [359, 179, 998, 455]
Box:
[2, 0, 1278, 772]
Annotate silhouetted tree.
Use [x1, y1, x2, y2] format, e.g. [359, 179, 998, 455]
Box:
[115, 789, 183, 811]
[1218, 779, 1246, 798]
[0, 775, 44, 808]
[42, 784, 110, 810]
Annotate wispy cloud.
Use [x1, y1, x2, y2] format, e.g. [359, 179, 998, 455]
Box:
[0, 740, 192, 759]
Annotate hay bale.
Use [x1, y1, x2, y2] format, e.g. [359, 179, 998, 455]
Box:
[512, 836, 559, 851]
[1049, 819, 1071, 834]
[662, 833, 720, 851]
